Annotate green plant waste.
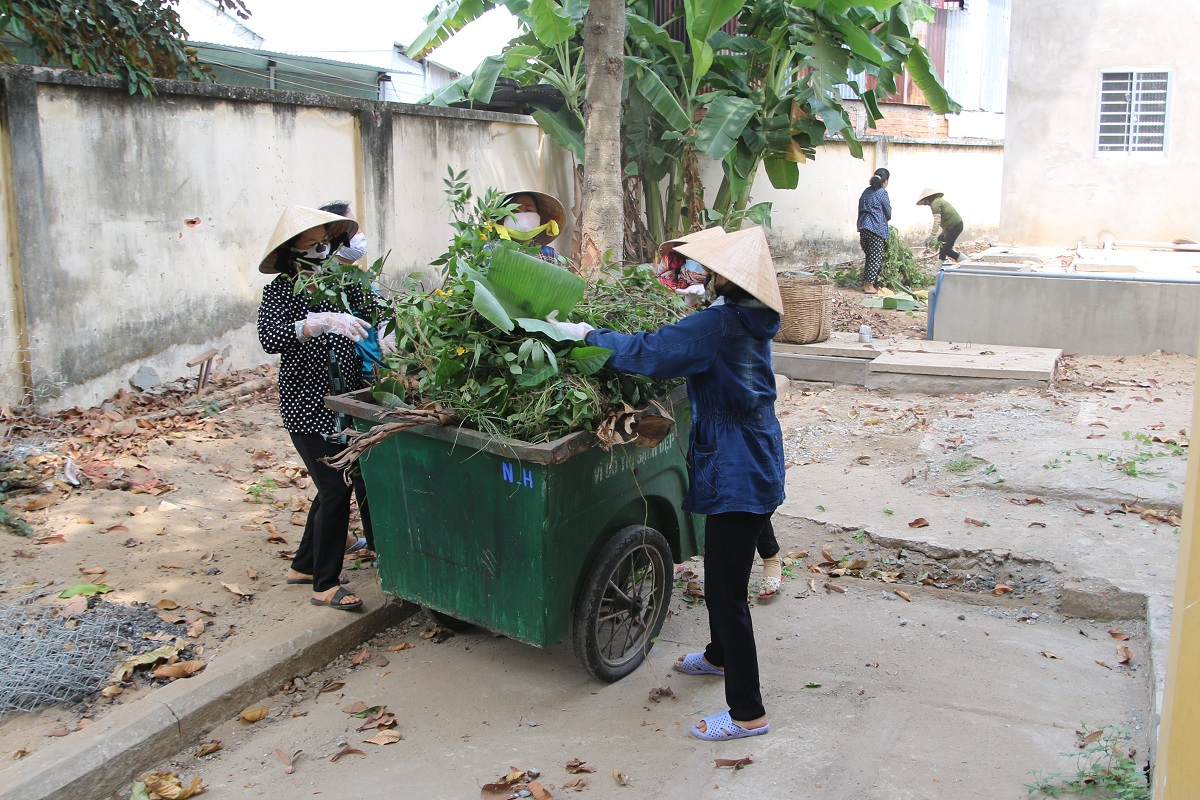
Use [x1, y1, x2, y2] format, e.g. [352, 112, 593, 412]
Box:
[309, 169, 690, 445]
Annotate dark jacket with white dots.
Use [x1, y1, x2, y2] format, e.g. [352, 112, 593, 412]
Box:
[257, 275, 377, 435]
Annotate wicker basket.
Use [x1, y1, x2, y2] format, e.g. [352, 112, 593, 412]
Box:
[774, 272, 833, 345]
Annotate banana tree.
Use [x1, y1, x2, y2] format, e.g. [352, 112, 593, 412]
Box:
[412, 1, 960, 255]
[703, 0, 962, 219]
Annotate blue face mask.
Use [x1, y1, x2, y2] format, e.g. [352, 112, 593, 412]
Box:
[682, 258, 704, 274]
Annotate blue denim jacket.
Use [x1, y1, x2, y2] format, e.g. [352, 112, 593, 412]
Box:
[587, 298, 785, 516]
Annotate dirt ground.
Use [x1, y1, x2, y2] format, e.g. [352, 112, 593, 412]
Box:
[0, 272, 1188, 796]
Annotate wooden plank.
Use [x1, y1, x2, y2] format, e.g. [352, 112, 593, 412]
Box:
[869, 341, 1060, 380]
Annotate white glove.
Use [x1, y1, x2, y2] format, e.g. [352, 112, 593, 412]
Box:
[545, 311, 594, 341]
[303, 312, 369, 342]
[676, 284, 706, 296]
[379, 330, 398, 355]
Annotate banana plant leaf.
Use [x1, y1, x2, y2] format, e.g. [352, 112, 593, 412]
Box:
[468, 56, 505, 104]
[489, 247, 586, 319]
[531, 107, 584, 161]
[529, 0, 576, 47]
[695, 95, 758, 160]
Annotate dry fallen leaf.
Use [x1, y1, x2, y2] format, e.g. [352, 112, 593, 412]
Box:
[992, 583, 1014, 595]
[152, 660, 206, 680]
[342, 701, 368, 714]
[186, 619, 205, 638]
[1075, 503, 1095, 515]
[18, 494, 55, 511]
[364, 730, 402, 746]
[386, 642, 414, 652]
[895, 590, 912, 602]
[195, 740, 222, 757]
[156, 599, 180, 611]
[351, 647, 370, 666]
[33, 534, 67, 545]
[929, 487, 951, 497]
[1117, 644, 1134, 664]
[1040, 651, 1062, 659]
[907, 518, 929, 528]
[129, 505, 148, 516]
[613, 768, 628, 786]
[59, 595, 88, 619]
[99, 523, 128, 534]
[566, 758, 596, 774]
[714, 755, 754, 769]
[275, 748, 301, 774]
[45, 727, 70, 737]
[648, 686, 675, 703]
[12, 748, 29, 760]
[221, 583, 254, 598]
[318, 680, 345, 695]
[562, 778, 587, 791]
[330, 747, 365, 763]
[245, 567, 258, 580]
[823, 583, 845, 594]
[964, 517, 988, 527]
[79, 566, 107, 576]
[239, 705, 269, 722]
[528, 781, 553, 800]
[100, 684, 123, 699]
[141, 772, 204, 800]
[481, 784, 516, 800]
[1108, 629, 1130, 641]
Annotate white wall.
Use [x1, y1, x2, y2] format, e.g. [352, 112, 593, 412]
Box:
[0, 68, 574, 410]
[1002, 0, 1200, 245]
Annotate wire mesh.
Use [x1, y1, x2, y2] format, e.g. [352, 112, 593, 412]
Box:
[0, 597, 181, 714]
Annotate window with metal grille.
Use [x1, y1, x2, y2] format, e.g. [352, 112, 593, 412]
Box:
[1097, 71, 1170, 153]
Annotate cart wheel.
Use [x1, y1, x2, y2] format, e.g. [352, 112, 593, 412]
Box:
[426, 608, 475, 632]
[573, 525, 672, 682]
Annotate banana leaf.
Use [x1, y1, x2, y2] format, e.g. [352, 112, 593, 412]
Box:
[531, 107, 584, 162]
[489, 247, 586, 319]
[530, 0, 576, 47]
[468, 56, 505, 104]
[695, 95, 758, 160]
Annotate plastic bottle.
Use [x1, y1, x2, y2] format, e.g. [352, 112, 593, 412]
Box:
[858, 324, 872, 343]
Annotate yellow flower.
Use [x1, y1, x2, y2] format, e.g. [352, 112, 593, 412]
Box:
[434, 288, 445, 297]
[456, 346, 466, 356]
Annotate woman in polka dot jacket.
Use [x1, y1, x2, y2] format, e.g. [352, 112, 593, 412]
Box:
[256, 206, 392, 611]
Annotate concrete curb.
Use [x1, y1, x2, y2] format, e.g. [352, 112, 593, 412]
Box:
[0, 583, 417, 800]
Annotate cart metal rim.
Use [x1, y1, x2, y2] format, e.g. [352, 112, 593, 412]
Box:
[592, 541, 668, 670]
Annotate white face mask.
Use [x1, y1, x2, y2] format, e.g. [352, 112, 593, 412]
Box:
[503, 212, 542, 232]
[295, 242, 330, 261]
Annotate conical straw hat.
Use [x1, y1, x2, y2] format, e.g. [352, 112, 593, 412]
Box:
[503, 190, 566, 246]
[658, 225, 727, 257]
[916, 187, 943, 204]
[258, 205, 360, 274]
[676, 226, 783, 314]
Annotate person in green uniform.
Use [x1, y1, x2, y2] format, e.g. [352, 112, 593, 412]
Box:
[917, 188, 966, 264]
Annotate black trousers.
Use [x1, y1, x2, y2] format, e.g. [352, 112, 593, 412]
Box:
[703, 511, 772, 722]
[289, 433, 374, 593]
[756, 519, 779, 560]
[939, 221, 964, 261]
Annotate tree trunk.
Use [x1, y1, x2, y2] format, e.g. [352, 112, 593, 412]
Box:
[578, 0, 624, 277]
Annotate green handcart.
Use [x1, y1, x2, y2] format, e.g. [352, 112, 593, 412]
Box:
[325, 388, 704, 682]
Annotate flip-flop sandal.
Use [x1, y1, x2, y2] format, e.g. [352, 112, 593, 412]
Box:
[309, 586, 363, 611]
[674, 652, 724, 676]
[345, 537, 368, 555]
[690, 710, 770, 741]
[758, 576, 782, 599]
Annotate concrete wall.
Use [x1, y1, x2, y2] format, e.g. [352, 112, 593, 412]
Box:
[0, 65, 1002, 411]
[930, 271, 1200, 356]
[1001, 0, 1200, 245]
[0, 66, 574, 410]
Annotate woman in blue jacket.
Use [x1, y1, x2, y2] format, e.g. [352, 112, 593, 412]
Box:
[550, 226, 785, 741]
[856, 167, 892, 294]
